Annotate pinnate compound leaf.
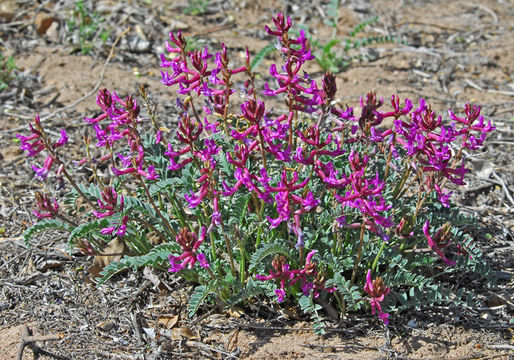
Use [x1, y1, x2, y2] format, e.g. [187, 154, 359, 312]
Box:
[349, 16, 379, 37]
[149, 178, 182, 196]
[188, 283, 216, 318]
[249, 242, 290, 271]
[251, 43, 277, 69]
[123, 196, 157, 217]
[327, 273, 362, 310]
[298, 294, 326, 335]
[78, 183, 103, 200]
[96, 257, 131, 286]
[225, 277, 264, 308]
[230, 193, 251, 225]
[96, 243, 181, 287]
[24, 219, 69, 247]
[67, 218, 111, 246]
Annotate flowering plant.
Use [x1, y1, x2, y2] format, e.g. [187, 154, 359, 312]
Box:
[20, 13, 495, 333]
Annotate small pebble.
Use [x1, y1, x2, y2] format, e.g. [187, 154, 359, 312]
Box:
[407, 319, 418, 328]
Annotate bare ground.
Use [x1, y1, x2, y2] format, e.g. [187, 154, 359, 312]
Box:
[0, 0, 513, 359]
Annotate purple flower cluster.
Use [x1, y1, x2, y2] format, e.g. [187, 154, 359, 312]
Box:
[388, 98, 494, 206]
[33, 191, 59, 219]
[101, 214, 129, 238]
[164, 112, 223, 226]
[168, 227, 210, 272]
[331, 151, 393, 241]
[17, 115, 68, 181]
[85, 89, 158, 180]
[160, 30, 245, 98]
[256, 250, 335, 303]
[93, 187, 124, 219]
[364, 269, 390, 324]
[91, 186, 128, 238]
[422, 221, 457, 266]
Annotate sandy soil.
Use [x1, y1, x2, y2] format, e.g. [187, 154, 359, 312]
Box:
[0, 0, 513, 359]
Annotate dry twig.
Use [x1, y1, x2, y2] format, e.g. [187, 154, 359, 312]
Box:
[39, 27, 131, 122]
[17, 325, 62, 360]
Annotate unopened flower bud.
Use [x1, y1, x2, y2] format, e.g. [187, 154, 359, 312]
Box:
[322, 72, 337, 101]
[271, 255, 286, 272]
[34, 191, 59, 218]
[56, 163, 64, 176]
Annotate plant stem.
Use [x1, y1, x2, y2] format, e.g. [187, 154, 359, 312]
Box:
[383, 133, 396, 181]
[168, 192, 189, 229]
[61, 168, 97, 210]
[391, 163, 411, 200]
[55, 213, 78, 227]
[138, 176, 176, 237]
[350, 220, 367, 285]
[371, 241, 386, 273]
[237, 232, 246, 285]
[208, 230, 218, 265]
[221, 224, 237, 276]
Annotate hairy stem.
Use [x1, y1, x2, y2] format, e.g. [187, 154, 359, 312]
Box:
[350, 220, 367, 285]
[138, 176, 176, 237]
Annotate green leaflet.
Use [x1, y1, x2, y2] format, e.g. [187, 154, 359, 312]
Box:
[123, 196, 157, 217]
[249, 242, 290, 272]
[229, 193, 251, 226]
[349, 16, 379, 37]
[224, 277, 264, 309]
[327, 273, 362, 311]
[23, 219, 70, 247]
[149, 178, 182, 197]
[251, 43, 277, 70]
[96, 243, 180, 287]
[188, 283, 216, 317]
[67, 218, 111, 246]
[299, 294, 326, 335]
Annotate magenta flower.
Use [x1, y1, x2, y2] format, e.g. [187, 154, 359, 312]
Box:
[256, 251, 335, 303]
[264, 13, 292, 37]
[84, 89, 113, 123]
[17, 116, 44, 157]
[92, 187, 124, 219]
[380, 94, 413, 119]
[448, 103, 495, 150]
[267, 191, 290, 228]
[332, 153, 393, 237]
[168, 227, 210, 272]
[33, 192, 59, 219]
[31, 156, 55, 181]
[289, 250, 336, 298]
[294, 125, 344, 165]
[364, 269, 390, 324]
[111, 145, 158, 180]
[314, 160, 350, 188]
[101, 215, 129, 238]
[422, 221, 457, 266]
[262, 170, 311, 246]
[17, 115, 70, 182]
[52, 129, 69, 149]
[255, 254, 294, 303]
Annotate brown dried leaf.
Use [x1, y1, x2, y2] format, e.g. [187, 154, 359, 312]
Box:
[157, 315, 179, 329]
[88, 238, 127, 282]
[225, 306, 244, 318]
[34, 13, 57, 35]
[170, 327, 196, 340]
[38, 259, 63, 272]
[97, 320, 115, 332]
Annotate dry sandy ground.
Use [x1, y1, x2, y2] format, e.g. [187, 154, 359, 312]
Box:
[0, 0, 513, 359]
